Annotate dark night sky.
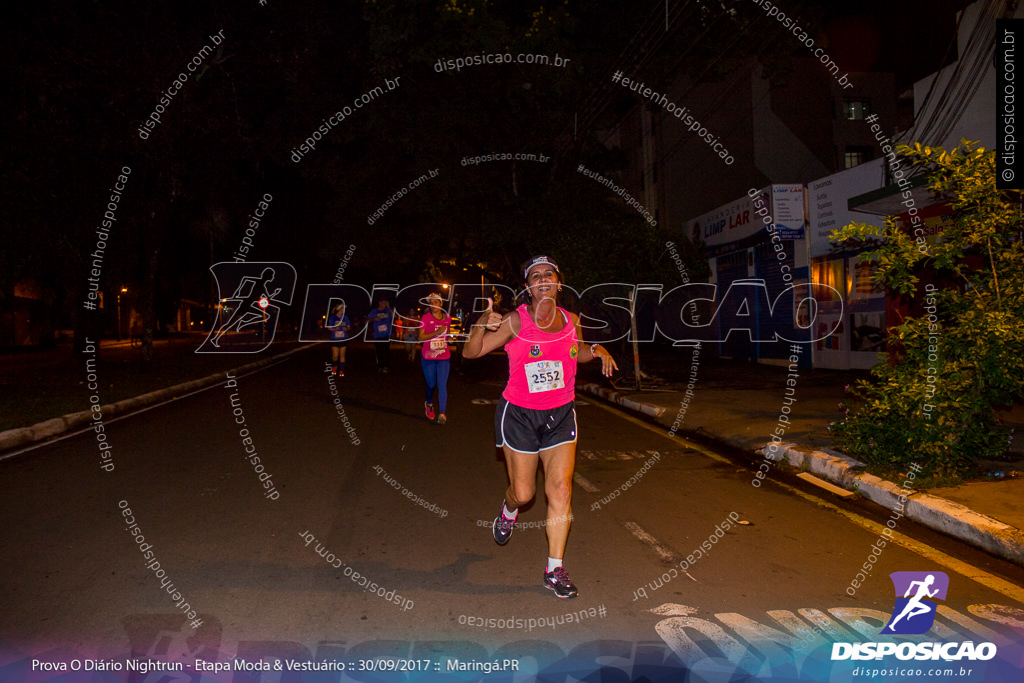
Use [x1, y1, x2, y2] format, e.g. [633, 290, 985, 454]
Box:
[0, 0, 971, 331]
[823, 0, 967, 88]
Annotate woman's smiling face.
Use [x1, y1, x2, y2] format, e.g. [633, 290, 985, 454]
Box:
[526, 264, 559, 302]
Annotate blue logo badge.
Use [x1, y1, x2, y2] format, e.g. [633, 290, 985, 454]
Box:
[882, 571, 949, 635]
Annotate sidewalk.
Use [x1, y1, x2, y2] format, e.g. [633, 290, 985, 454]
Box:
[0, 337, 310, 452]
[578, 352, 1024, 568]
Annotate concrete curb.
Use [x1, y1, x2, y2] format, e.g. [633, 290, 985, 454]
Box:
[576, 384, 1024, 568]
[0, 345, 313, 455]
[580, 383, 667, 418]
[761, 444, 1024, 568]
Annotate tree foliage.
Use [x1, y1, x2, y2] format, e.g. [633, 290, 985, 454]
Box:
[4, 0, 816, 353]
[828, 140, 1024, 477]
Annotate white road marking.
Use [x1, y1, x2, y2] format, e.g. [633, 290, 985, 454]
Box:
[796, 472, 856, 498]
[624, 521, 679, 563]
[573, 472, 600, 493]
[589, 397, 1024, 604]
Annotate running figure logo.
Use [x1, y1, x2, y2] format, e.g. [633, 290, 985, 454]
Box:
[197, 262, 297, 353]
[881, 571, 949, 635]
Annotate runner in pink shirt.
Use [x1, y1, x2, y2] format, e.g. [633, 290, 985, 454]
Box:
[463, 255, 618, 598]
[419, 292, 452, 424]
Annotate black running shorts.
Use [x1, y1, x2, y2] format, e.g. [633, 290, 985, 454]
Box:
[494, 396, 577, 454]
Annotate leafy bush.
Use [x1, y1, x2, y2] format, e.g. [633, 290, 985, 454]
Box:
[828, 141, 1023, 477]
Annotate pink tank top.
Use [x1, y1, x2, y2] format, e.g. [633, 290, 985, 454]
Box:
[502, 304, 578, 410]
[420, 312, 451, 360]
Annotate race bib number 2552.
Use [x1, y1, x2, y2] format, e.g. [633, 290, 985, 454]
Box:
[525, 360, 564, 393]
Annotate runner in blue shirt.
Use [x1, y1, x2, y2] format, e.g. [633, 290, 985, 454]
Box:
[326, 302, 351, 376]
[368, 297, 393, 373]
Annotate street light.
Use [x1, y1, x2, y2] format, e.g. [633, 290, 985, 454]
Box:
[117, 287, 127, 341]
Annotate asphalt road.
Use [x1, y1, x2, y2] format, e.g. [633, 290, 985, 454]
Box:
[2, 345, 1023, 680]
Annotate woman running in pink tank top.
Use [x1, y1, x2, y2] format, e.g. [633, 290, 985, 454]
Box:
[463, 255, 618, 598]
